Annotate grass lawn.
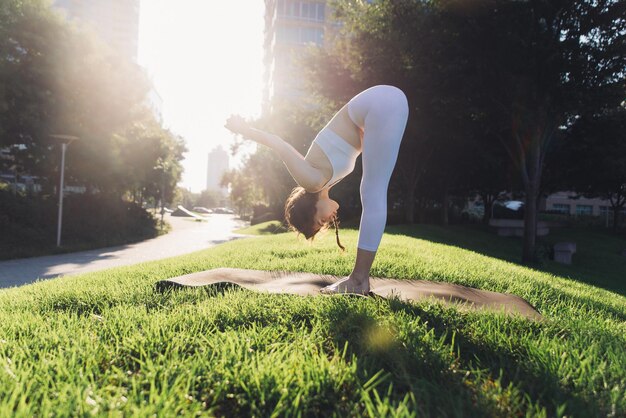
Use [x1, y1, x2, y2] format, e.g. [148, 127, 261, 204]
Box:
[1, 224, 625, 417]
[235, 220, 288, 236]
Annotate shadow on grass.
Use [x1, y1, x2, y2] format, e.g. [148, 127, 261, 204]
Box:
[238, 221, 288, 235]
[385, 224, 626, 296]
[317, 298, 483, 416]
[388, 298, 615, 417]
[320, 297, 608, 417]
[256, 223, 288, 234]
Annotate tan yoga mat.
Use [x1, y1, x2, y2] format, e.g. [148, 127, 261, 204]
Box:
[156, 268, 542, 320]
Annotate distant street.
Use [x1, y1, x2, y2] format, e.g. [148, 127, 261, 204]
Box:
[0, 214, 248, 289]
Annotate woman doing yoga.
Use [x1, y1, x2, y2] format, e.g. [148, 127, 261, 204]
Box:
[225, 85, 409, 295]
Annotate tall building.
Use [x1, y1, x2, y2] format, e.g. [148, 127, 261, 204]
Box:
[52, 0, 140, 62]
[52, 0, 163, 124]
[263, 0, 328, 114]
[206, 146, 229, 194]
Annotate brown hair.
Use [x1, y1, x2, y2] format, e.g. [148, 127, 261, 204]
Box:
[284, 187, 320, 239]
[284, 186, 345, 250]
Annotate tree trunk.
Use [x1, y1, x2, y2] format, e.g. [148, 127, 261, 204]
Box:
[609, 192, 624, 231]
[518, 121, 551, 264]
[521, 134, 542, 264]
[611, 202, 623, 232]
[522, 188, 538, 263]
[481, 192, 495, 225]
[400, 164, 420, 224]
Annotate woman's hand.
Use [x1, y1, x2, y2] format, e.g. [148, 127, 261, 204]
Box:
[224, 114, 251, 138]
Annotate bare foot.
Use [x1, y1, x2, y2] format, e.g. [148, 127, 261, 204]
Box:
[320, 276, 370, 295]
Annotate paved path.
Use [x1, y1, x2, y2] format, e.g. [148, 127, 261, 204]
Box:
[0, 214, 249, 289]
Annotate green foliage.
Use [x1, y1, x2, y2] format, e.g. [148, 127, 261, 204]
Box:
[0, 0, 185, 202]
[0, 226, 625, 416]
[221, 162, 265, 218]
[0, 190, 158, 259]
[560, 107, 626, 228]
[118, 116, 187, 205]
[196, 189, 223, 208]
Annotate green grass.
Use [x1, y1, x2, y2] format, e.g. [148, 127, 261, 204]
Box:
[1, 225, 625, 417]
[235, 220, 288, 235]
[385, 224, 626, 295]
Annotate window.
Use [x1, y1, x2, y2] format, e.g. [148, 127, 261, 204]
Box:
[277, 26, 297, 43]
[316, 3, 325, 20]
[553, 204, 570, 214]
[278, 1, 325, 21]
[301, 27, 323, 44]
[302, 3, 310, 19]
[276, 26, 323, 45]
[286, 1, 299, 17]
[575, 205, 593, 216]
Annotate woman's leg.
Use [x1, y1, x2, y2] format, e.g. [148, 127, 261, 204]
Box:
[354, 86, 410, 251]
[322, 86, 409, 294]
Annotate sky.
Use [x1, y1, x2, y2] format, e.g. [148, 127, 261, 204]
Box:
[137, 0, 265, 193]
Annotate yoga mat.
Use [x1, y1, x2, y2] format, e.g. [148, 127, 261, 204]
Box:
[156, 268, 542, 320]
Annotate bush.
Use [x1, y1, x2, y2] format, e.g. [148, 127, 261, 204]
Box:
[251, 204, 285, 225]
[251, 211, 280, 226]
[0, 191, 158, 259]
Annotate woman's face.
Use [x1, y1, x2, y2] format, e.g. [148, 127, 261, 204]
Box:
[314, 197, 339, 228]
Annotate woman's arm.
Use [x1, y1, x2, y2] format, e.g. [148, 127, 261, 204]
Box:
[225, 115, 325, 192]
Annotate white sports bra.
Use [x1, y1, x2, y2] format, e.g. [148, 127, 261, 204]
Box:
[313, 128, 361, 188]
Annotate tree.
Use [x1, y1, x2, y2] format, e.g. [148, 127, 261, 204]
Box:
[118, 117, 186, 206]
[456, 0, 626, 261]
[196, 189, 222, 209]
[0, 0, 153, 194]
[220, 162, 263, 217]
[562, 107, 626, 230]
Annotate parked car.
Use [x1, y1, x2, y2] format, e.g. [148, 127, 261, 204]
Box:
[212, 207, 234, 214]
[492, 200, 525, 219]
[503, 200, 524, 211]
[192, 207, 213, 214]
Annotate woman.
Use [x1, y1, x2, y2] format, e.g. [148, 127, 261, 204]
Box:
[225, 85, 409, 295]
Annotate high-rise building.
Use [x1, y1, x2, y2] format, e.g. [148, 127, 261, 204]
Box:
[52, 0, 163, 123]
[206, 146, 229, 194]
[263, 0, 328, 114]
[52, 0, 140, 62]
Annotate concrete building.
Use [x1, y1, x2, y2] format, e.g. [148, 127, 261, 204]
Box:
[544, 191, 625, 220]
[206, 146, 229, 194]
[263, 0, 328, 114]
[52, 1, 163, 126]
[52, 0, 140, 62]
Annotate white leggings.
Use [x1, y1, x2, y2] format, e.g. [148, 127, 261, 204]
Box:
[347, 85, 409, 252]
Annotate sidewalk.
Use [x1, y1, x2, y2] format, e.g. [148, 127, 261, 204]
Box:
[0, 214, 248, 289]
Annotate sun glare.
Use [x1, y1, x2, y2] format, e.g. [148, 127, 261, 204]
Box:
[138, 0, 264, 192]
